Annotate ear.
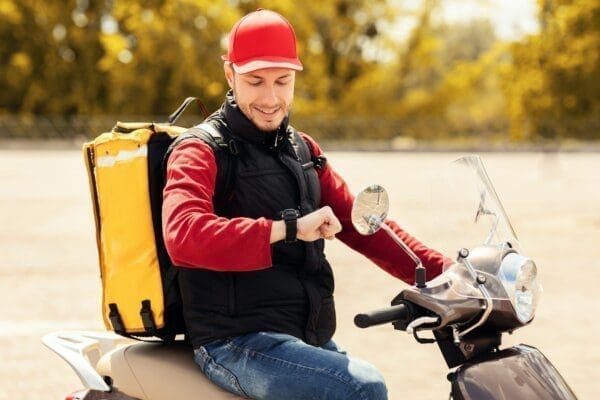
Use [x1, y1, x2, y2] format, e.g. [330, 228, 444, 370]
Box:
[223, 62, 234, 89]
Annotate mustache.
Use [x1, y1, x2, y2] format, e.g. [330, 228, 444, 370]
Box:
[253, 103, 285, 109]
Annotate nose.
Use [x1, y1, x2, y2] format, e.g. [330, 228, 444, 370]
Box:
[261, 83, 278, 107]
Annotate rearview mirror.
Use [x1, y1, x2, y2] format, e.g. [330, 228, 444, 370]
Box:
[351, 185, 389, 235]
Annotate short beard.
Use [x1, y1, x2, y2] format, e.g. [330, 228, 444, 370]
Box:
[231, 84, 285, 133]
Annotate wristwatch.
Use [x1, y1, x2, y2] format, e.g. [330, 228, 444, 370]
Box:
[281, 208, 300, 243]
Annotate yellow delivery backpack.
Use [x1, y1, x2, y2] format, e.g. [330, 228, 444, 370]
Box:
[83, 98, 232, 341]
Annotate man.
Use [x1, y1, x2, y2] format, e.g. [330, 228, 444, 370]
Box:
[162, 9, 449, 400]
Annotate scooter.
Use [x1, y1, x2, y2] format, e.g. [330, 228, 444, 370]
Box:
[351, 155, 576, 399]
[43, 155, 576, 399]
[42, 330, 244, 400]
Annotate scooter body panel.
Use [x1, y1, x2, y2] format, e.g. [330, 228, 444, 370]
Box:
[98, 341, 245, 400]
[451, 344, 577, 400]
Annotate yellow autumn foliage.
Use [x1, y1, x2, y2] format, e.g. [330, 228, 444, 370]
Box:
[0, 0, 597, 140]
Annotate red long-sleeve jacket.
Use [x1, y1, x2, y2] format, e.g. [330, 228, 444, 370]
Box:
[162, 133, 449, 284]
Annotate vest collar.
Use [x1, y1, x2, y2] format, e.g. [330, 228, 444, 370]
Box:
[222, 90, 289, 149]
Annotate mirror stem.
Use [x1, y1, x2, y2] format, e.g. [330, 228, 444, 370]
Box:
[379, 222, 425, 282]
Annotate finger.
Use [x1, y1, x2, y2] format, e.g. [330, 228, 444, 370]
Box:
[320, 209, 341, 231]
[324, 218, 342, 235]
[319, 232, 335, 240]
[319, 223, 339, 239]
[331, 221, 342, 234]
[304, 228, 319, 242]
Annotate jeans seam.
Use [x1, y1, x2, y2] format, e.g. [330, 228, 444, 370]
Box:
[225, 340, 369, 398]
[196, 346, 250, 398]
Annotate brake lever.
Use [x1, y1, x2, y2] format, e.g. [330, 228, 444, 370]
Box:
[406, 316, 440, 344]
[406, 316, 440, 335]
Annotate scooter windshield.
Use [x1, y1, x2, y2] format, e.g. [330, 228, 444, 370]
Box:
[432, 155, 520, 253]
[429, 155, 526, 301]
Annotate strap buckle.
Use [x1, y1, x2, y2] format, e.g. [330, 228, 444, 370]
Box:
[312, 155, 327, 170]
[140, 300, 157, 333]
[108, 303, 126, 335]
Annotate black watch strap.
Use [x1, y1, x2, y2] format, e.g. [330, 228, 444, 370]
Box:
[281, 208, 300, 243]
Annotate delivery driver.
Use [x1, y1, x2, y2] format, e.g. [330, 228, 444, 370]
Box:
[163, 9, 449, 400]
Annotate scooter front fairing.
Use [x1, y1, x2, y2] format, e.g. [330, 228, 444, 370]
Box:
[451, 344, 576, 400]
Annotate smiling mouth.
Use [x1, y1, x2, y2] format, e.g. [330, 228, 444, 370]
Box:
[254, 106, 280, 117]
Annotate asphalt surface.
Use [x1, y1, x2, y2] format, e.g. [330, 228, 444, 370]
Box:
[1, 150, 599, 399]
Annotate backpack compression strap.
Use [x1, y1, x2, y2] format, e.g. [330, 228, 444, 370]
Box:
[164, 122, 237, 206]
[285, 127, 325, 208]
[286, 128, 328, 172]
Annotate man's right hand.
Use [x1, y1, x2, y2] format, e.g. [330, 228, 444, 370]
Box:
[270, 206, 342, 243]
[297, 206, 342, 242]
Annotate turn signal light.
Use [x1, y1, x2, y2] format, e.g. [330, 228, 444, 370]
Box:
[65, 390, 87, 400]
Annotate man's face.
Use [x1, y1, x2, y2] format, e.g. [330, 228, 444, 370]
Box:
[224, 64, 295, 132]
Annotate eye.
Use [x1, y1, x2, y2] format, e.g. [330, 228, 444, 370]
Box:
[248, 80, 262, 86]
[276, 80, 290, 86]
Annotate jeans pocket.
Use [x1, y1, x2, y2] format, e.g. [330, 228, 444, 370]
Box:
[194, 346, 249, 398]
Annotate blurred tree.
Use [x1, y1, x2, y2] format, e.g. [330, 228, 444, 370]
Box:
[1, 0, 597, 141]
[0, 0, 239, 117]
[340, 2, 505, 140]
[103, 0, 239, 115]
[332, 0, 439, 120]
[503, 0, 600, 140]
[0, 0, 398, 120]
[0, 0, 108, 114]
[441, 19, 496, 64]
[428, 19, 509, 139]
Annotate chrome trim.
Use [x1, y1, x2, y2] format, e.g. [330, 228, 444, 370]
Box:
[457, 256, 494, 338]
[406, 316, 440, 335]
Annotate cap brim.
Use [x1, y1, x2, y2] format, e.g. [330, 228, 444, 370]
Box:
[228, 58, 303, 74]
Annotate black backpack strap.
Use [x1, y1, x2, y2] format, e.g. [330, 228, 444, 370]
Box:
[108, 303, 126, 335]
[287, 128, 323, 208]
[287, 128, 327, 171]
[164, 122, 237, 206]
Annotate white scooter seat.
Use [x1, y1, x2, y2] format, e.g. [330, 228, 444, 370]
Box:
[96, 342, 245, 400]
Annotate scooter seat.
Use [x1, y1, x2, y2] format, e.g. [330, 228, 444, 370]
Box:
[96, 341, 245, 400]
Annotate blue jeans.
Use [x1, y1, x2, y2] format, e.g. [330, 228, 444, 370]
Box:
[194, 332, 388, 400]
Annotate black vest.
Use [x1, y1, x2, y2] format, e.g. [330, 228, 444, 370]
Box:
[178, 93, 336, 348]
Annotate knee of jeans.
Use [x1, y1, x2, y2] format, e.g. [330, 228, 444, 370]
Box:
[356, 379, 387, 400]
[350, 363, 388, 400]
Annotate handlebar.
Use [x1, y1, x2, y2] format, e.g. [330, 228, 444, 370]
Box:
[354, 303, 410, 328]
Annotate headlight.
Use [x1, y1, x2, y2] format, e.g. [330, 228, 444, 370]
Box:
[499, 253, 542, 323]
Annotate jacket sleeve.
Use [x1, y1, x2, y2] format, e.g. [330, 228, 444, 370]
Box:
[300, 133, 452, 284]
[162, 139, 273, 271]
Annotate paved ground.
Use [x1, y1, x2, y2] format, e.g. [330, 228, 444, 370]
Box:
[1, 149, 599, 399]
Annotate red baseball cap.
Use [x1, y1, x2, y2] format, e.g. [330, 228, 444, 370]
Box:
[222, 9, 303, 74]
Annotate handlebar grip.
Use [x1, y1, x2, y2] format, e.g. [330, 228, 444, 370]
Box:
[354, 303, 409, 328]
